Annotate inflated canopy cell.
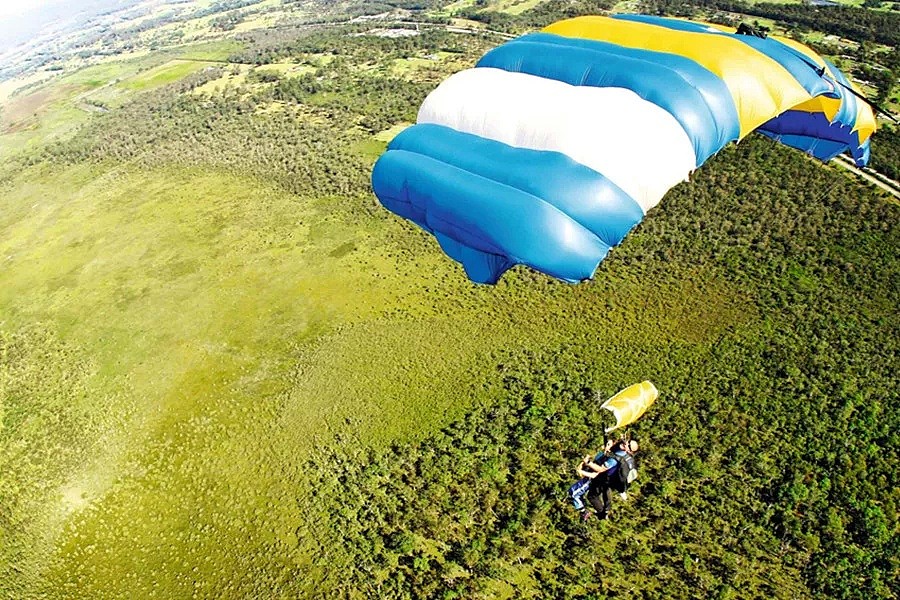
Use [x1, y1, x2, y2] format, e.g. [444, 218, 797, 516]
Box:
[371, 15, 877, 284]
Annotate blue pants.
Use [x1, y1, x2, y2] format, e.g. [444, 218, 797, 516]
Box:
[568, 477, 591, 510]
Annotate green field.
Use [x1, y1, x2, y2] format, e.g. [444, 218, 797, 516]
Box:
[2, 136, 897, 599]
[0, 162, 413, 595]
[0, 39, 246, 160]
[120, 60, 216, 91]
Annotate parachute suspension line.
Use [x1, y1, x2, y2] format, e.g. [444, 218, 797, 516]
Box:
[762, 32, 898, 123]
[735, 23, 768, 39]
[596, 389, 610, 451]
[832, 79, 898, 123]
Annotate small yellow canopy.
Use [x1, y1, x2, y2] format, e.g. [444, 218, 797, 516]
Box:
[601, 381, 658, 433]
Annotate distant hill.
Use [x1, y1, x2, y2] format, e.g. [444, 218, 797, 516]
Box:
[0, 0, 144, 68]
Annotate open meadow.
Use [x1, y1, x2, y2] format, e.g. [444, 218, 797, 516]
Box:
[1, 0, 898, 598]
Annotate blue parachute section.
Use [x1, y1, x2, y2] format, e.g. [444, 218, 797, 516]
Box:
[758, 111, 869, 163]
[612, 14, 840, 101]
[477, 33, 740, 165]
[372, 125, 646, 283]
[371, 15, 877, 284]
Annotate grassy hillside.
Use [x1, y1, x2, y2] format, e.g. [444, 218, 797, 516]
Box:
[3, 121, 898, 600]
[1, 5, 898, 600]
[294, 139, 900, 599]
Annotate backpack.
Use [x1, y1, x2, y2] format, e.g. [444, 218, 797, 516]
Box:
[610, 452, 637, 493]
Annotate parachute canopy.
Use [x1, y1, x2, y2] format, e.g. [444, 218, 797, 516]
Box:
[371, 15, 877, 284]
[601, 380, 658, 433]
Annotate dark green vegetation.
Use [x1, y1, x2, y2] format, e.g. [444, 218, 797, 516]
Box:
[296, 138, 900, 599]
[871, 125, 900, 179]
[696, 0, 900, 46]
[456, 0, 618, 30]
[1, 3, 898, 600]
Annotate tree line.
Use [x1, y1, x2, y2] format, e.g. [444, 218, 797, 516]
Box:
[676, 0, 900, 46]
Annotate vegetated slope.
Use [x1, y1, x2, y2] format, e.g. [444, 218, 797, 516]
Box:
[294, 139, 899, 600]
[0, 30, 484, 597]
[0, 325, 116, 597]
[698, 0, 900, 46]
[22, 133, 895, 599]
[0, 18, 897, 600]
[870, 125, 900, 181]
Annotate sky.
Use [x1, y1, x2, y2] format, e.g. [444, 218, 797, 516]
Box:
[0, 0, 78, 55]
[0, 0, 138, 56]
[0, 0, 59, 19]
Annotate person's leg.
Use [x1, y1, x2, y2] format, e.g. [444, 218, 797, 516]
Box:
[587, 481, 611, 518]
[586, 483, 604, 514]
[569, 478, 590, 510]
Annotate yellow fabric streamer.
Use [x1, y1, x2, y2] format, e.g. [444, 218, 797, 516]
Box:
[601, 380, 658, 432]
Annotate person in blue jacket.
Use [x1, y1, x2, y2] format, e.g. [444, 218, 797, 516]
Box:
[569, 437, 639, 520]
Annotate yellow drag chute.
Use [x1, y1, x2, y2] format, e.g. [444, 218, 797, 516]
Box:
[600, 381, 658, 433]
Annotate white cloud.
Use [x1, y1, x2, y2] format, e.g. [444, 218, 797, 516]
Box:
[0, 0, 56, 19]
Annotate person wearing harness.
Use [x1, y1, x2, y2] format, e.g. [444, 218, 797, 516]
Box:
[578, 437, 639, 520]
[568, 444, 610, 514]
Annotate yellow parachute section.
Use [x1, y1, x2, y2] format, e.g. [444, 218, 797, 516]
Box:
[601, 381, 658, 432]
[544, 16, 814, 138]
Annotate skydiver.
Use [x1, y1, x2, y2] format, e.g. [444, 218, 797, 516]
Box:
[570, 436, 639, 521]
[568, 437, 617, 519]
[568, 449, 605, 515]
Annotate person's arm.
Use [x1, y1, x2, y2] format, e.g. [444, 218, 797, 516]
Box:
[586, 455, 617, 476]
[577, 466, 597, 479]
[590, 461, 611, 474]
[578, 457, 609, 478]
[577, 454, 599, 478]
[578, 460, 604, 478]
